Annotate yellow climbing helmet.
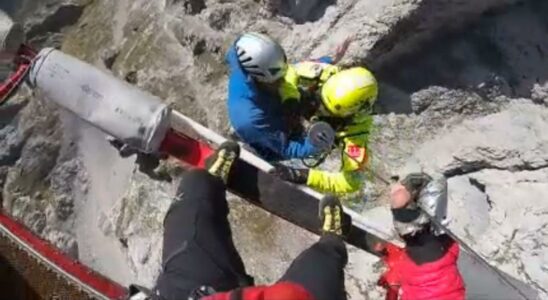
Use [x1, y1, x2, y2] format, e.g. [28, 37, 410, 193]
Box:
[320, 67, 378, 117]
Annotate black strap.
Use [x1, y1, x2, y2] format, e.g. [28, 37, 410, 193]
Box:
[403, 232, 453, 265]
[301, 151, 330, 168]
[391, 208, 422, 223]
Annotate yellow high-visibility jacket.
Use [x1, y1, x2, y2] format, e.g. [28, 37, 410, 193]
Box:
[279, 61, 374, 194]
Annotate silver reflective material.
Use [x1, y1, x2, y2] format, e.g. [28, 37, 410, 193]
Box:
[417, 174, 449, 235]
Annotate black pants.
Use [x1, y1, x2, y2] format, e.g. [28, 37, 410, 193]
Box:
[154, 169, 348, 300]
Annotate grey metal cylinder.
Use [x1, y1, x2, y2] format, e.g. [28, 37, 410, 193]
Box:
[29, 48, 171, 153]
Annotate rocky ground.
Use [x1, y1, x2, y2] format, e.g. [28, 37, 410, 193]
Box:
[1, 0, 548, 299]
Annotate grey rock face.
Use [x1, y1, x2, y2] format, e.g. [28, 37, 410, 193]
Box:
[99, 171, 173, 284]
[532, 82, 548, 106]
[413, 102, 548, 176]
[410, 86, 500, 116]
[407, 102, 548, 298]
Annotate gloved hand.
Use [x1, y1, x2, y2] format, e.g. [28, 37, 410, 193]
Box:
[107, 137, 138, 158]
[270, 164, 309, 184]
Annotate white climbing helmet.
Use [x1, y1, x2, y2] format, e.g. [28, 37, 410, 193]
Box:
[235, 32, 287, 83]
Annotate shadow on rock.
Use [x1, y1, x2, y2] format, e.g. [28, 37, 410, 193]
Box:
[274, 0, 337, 24]
[373, 0, 548, 113]
[26, 4, 86, 43]
[0, 1, 19, 17]
[374, 82, 413, 114]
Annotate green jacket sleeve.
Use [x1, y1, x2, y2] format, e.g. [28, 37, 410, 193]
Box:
[306, 168, 365, 194]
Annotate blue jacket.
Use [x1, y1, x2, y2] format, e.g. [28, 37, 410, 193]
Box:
[226, 46, 320, 160]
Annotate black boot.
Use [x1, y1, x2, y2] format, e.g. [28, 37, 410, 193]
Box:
[319, 195, 348, 237]
[204, 141, 240, 184]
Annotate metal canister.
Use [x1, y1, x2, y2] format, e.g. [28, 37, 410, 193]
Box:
[29, 48, 172, 153]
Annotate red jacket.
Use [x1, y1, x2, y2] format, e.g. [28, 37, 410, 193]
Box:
[379, 241, 465, 300]
[202, 282, 314, 300]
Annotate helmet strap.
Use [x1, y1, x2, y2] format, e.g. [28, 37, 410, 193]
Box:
[317, 100, 334, 117]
